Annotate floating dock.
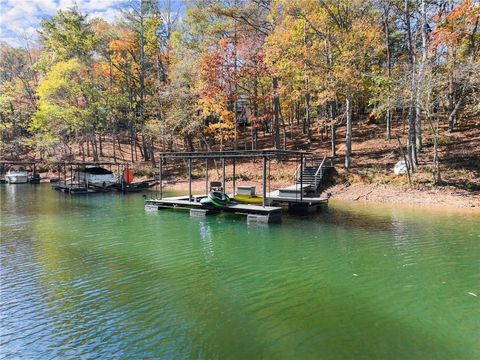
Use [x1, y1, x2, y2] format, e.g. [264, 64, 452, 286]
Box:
[52, 183, 89, 194]
[145, 149, 333, 224]
[146, 195, 282, 224]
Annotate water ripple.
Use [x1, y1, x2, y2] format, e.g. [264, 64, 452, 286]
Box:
[1, 185, 479, 359]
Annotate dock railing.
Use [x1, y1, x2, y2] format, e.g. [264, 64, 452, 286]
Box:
[314, 156, 327, 189]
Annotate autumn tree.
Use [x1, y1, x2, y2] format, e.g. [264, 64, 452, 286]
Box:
[0, 43, 39, 158]
[266, 0, 382, 169]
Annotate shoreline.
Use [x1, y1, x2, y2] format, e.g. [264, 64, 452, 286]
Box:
[327, 182, 479, 211]
[156, 178, 479, 212]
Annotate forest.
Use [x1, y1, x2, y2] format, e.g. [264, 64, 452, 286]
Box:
[0, 0, 479, 187]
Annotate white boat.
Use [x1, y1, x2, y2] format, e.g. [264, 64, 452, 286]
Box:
[74, 167, 116, 188]
[6, 169, 29, 184]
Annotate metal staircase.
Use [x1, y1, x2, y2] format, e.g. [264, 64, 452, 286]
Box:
[294, 156, 331, 195]
[276, 155, 333, 199]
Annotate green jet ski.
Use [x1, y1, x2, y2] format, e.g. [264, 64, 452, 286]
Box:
[200, 191, 233, 208]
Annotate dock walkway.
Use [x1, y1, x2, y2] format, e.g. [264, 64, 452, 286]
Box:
[145, 195, 282, 223]
[267, 190, 328, 207]
[52, 183, 89, 194]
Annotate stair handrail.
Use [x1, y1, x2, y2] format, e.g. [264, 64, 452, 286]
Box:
[293, 163, 301, 183]
[314, 156, 326, 187]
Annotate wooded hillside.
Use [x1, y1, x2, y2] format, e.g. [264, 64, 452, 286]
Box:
[1, 0, 479, 187]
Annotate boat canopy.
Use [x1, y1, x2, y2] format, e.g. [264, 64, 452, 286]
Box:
[78, 167, 113, 175]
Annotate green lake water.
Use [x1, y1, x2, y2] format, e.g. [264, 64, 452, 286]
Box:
[1, 184, 479, 359]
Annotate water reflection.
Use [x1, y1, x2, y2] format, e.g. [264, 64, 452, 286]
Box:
[198, 218, 215, 260]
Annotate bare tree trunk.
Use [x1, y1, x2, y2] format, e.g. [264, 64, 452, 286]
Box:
[272, 77, 281, 149]
[330, 100, 337, 157]
[149, 139, 155, 166]
[448, 89, 465, 132]
[415, 0, 428, 150]
[279, 105, 287, 150]
[138, 134, 145, 158]
[92, 134, 99, 162]
[252, 78, 259, 150]
[118, 138, 124, 161]
[305, 91, 311, 144]
[428, 117, 441, 185]
[81, 140, 85, 162]
[99, 134, 103, 157]
[407, 104, 417, 170]
[139, 0, 149, 161]
[86, 136, 90, 158]
[112, 133, 116, 161]
[233, 15, 238, 151]
[396, 136, 412, 186]
[303, 21, 311, 144]
[384, 5, 392, 141]
[404, 0, 418, 170]
[344, 97, 353, 170]
[447, 65, 456, 130]
[130, 131, 134, 163]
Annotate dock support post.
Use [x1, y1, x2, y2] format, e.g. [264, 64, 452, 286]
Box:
[300, 153, 304, 202]
[205, 158, 208, 196]
[188, 157, 192, 202]
[159, 157, 163, 199]
[121, 165, 124, 193]
[232, 158, 236, 196]
[190, 208, 217, 218]
[247, 212, 281, 224]
[222, 158, 226, 194]
[262, 156, 266, 208]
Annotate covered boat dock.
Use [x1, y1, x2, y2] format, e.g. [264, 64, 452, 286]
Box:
[145, 150, 332, 223]
[52, 161, 141, 194]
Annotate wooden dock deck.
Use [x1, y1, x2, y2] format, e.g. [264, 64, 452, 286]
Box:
[267, 190, 328, 207]
[145, 195, 282, 223]
[52, 183, 89, 194]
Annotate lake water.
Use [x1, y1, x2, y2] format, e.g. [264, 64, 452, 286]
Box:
[1, 184, 479, 359]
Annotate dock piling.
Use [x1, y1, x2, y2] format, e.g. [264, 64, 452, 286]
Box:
[205, 158, 208, 196]
[262, 156, 267, 208]
[300, 153, 304, 202]
[159, 159, 163, 199]
[222, 158, 226, 194]
[190, 208, 218, 218]
[232, 158, 236, 196]
[188, 158, 192, 202]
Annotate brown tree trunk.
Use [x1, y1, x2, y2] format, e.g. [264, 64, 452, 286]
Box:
[99, 135, 103, 157]
[344, 97, 353, 170]
[272, 77, 281, 149]
[384, 6, 392, 141]
[112, 134, 116, 161]
[329, 100, 337, 157]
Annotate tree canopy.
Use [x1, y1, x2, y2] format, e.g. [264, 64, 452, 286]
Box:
[0, 0, 478, 181]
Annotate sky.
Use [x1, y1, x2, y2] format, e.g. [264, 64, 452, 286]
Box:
[0, 0, 130, 47]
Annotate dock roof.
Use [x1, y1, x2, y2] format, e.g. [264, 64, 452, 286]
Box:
[159, 150, 311, 159]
